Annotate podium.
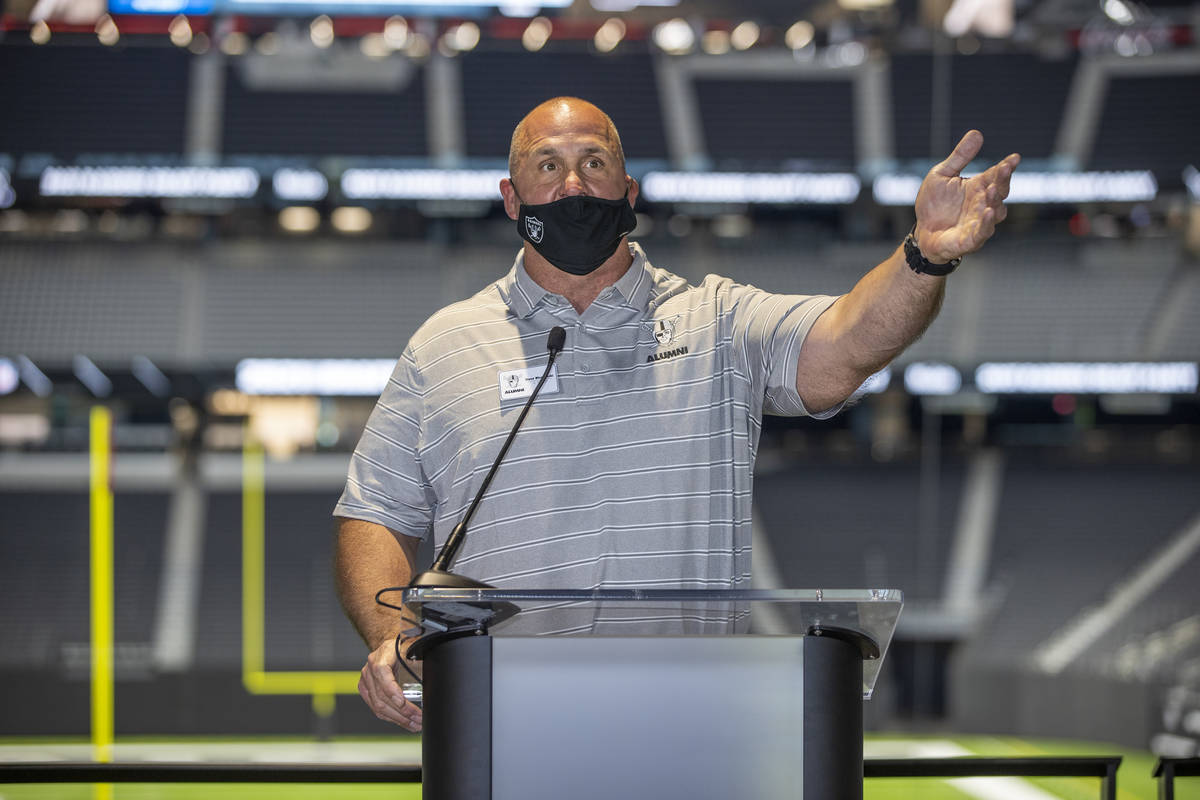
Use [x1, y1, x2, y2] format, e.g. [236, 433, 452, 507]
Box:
[401, 587, 902, 800]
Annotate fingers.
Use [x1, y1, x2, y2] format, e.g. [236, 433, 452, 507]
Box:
[983, 152, 1019, 213]
[988, 151, 1017, 205]
[999, 151, 1021, 177]
[933, 130, 984, 177]
[970, 151, 1019, 233]
[359, 641, 423, 732]
[984, 152, 1021, 199]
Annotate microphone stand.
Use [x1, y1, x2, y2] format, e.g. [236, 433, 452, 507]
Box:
[395, 327, 566, 657]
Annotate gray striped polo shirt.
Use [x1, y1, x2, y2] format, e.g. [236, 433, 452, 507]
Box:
[334, 243, 839, 633]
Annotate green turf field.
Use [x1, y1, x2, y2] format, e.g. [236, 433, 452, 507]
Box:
[0, 733, 1190, 799]
[862, 733, 1173, 799]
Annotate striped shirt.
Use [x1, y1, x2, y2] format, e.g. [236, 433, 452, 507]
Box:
[334, 243, 840, 633]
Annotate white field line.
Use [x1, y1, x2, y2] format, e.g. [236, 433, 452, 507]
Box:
[867, 740, 1065, 800]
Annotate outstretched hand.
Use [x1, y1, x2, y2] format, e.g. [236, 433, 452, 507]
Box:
[914, 130, 1020, 264]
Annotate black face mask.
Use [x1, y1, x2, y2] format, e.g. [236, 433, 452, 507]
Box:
[516, 190, 638, 276]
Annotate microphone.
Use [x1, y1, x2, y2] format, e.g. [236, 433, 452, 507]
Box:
[547, 325, 566, 355]
[409, 326, 566, 589]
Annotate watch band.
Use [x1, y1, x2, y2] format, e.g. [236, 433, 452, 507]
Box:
[903, 226, 960, 276]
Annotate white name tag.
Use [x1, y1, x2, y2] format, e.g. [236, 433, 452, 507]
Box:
[498, 363, 560, 402]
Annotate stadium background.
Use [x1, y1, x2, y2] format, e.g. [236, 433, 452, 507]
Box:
[1, 0, 1198, 793]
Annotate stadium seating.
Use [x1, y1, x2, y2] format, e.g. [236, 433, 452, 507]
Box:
[1091, 73, 1200, 181]
[0, 491, 165, 668]
[0, 43, 189, 157]
[0, 39, 1194, 188]
[755, 458, 965, 601]
[695, 77, 856, 167]
[460, 48, 669, 160]
[967, 458, 1198, 664]
[2, 237, 1191, 366]
[889, 52, 1078, 163]
[222, 60, 429, 157]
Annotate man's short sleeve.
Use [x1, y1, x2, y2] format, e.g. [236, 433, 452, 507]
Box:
[333, 347, 436, 539]
[724, 280, 842, 418]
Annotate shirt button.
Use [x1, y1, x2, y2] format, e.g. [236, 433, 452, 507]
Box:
[580, 363, 590, 373]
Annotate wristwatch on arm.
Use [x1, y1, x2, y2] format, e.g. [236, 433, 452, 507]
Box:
[903, 225, 961, 276]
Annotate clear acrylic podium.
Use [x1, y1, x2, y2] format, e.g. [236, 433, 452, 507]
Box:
[401, 587, 903, 800]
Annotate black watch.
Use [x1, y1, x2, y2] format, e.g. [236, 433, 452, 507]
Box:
[903, 226, 960, 276]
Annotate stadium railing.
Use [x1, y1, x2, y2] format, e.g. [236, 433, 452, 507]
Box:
[1153, 757, 1200, 800]
[865, 756, 1123, 799]
[0, 763, 420, 783]
[2, 755, 1123, 797]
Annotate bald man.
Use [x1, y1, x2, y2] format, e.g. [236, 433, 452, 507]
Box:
[335, 97, 1020, 731]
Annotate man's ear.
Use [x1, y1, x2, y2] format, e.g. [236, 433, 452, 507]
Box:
[500, 178, 520, 221]
[626, 176, 639, 209]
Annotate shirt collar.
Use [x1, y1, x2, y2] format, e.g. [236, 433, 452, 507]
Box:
[506, 249, 546, 319]
[610, 242, 653, 310]
[505, 242, 654, 319]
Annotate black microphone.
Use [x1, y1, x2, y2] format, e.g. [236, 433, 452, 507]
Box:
[547, 325, 566, 355]
[409, 326, 567, 589]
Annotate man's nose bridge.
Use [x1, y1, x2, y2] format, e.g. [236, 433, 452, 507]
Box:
[562, 167, 586, 194]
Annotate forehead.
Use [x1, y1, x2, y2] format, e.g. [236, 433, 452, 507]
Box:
[516, 107, 619, 165]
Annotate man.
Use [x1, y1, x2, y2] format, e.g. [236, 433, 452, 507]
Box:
[335, 97, 1020, 732]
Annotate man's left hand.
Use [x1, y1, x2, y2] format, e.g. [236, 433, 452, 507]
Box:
[913, 130, 1020, 264]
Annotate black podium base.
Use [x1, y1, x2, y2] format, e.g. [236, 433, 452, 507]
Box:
[422, 634, 864, 800]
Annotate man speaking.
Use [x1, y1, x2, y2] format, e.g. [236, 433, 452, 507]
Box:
[334, 96, 1020, 732]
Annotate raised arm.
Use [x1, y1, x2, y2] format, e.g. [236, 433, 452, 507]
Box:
[795, 130, 1020, 413]
[334, 517, 424, 732]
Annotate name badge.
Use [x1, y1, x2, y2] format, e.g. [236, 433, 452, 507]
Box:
[498, 363, 560, 402]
